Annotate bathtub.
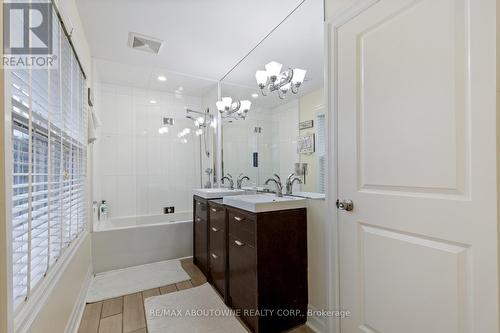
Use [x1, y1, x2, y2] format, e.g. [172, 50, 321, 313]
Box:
[92, 212, 193, 273]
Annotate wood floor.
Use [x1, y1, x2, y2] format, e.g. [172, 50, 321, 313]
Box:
[78, 258, 313, 333]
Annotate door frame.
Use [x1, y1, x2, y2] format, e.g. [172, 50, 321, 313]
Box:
[324, 2, 381, 332]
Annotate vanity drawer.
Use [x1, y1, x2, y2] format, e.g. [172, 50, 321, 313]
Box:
[209, 205, 226, 230]
[195, 199, 208, 220]
[228, 234, 257, 331]
[228, 210, 255, 238]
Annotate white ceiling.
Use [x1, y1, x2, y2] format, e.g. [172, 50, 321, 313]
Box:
[77, 0, 308, 95]
[222, 0, 324, 109]
[94, 58, 218, 97]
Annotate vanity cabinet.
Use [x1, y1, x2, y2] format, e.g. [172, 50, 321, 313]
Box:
[227, 206, 308, 333]
[207, 200, 228, 301]
[193, 194, 308, 333]
[193, 195, 209, 276]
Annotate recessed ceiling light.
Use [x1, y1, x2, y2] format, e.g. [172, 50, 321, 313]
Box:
[150, 100, 157, 104]
[251, 93, 259, 98]
[157, 75, 167, 82]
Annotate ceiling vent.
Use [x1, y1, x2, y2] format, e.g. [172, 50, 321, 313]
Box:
[128, 32, 163, 54]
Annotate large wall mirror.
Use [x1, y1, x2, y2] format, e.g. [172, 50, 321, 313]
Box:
[220, 0, 325, 198]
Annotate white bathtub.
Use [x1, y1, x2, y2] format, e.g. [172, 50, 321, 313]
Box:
[92, 212, 193, 273]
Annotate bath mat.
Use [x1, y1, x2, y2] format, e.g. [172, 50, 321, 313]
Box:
[86, 259, 190, 303]
[145, 283, 247, 333]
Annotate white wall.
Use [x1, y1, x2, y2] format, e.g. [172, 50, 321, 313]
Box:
[0, 3, 12, 332]
[94, 83, 204, 219]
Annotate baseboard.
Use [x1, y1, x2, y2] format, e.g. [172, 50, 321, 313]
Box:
[64, 264, 93, 333]
[306, 305, 328, 333]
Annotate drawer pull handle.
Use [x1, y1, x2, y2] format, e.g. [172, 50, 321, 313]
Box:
[211, 208, 217, 212]
[211, 227, 219, 232]
[196, 217, 201, 222]
[211, 253, 218, 259]
[234, 240, 245, 246]
[234, 216, 244, 222]
[197, 202, 201, 206]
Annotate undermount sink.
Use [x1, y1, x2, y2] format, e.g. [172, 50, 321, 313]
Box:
[193, 188, 245, 199]
[223, 193, 307, 213]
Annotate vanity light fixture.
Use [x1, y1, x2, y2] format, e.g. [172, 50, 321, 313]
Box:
[216, 97, 252, 120]
[255, 61, 307, 99]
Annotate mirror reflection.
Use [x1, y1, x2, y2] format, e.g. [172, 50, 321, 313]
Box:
[220, 0, 325, 198]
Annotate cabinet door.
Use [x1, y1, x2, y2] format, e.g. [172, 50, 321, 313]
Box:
[193, 215, 208, 275]
[209, 205, 226, 296]
[229, 234, 257, 331]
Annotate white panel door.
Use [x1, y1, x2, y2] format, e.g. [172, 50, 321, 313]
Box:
[332, 0, 498, 332]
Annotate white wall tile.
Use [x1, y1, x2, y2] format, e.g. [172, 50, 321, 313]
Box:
[95, 83, 204, 218]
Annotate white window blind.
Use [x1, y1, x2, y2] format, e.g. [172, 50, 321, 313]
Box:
[316, 114, 326, 194]
[10, 9, 88, 308]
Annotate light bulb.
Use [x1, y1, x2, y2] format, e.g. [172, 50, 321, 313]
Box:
[216, 101, 225, 112]
[194, 120, 200, 127]
[195, 129, 203, 136]
[265, 61, 283, 78]
[255, 70, 268, 86]
[292, 68, 307, 85]
[197, 117, 205, 124]
[184, 128, 191, 134]
[240, 100, 251, 112]
[158, 126, 168, 134]
[222, 97, 232, 110]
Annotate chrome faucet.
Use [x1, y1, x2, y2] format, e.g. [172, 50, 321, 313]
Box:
[286, 173, 303, 195]
[221, 174, 234, 190]
[264, 174, 283, 197]
[236, 174, 250, 189]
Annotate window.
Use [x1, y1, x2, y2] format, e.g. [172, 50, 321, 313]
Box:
[316, 113, 326, 194]
[10, 9, 87, 308]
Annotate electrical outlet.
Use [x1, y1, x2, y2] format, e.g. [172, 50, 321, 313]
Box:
[163, 206, 175, 214]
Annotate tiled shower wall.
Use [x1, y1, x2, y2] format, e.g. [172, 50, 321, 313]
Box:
[93, 83, 206, 219]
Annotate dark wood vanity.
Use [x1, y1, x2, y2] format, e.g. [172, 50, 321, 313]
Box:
[193, 195, 308, 333]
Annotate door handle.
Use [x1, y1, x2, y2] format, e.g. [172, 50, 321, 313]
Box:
[336, 199, 354, 211]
